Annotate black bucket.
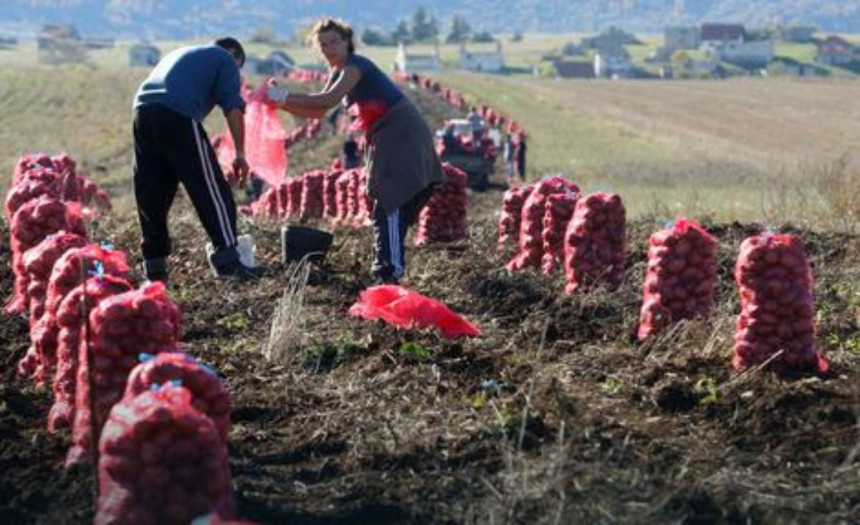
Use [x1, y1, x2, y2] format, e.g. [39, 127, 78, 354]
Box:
[281, 225, 334, 264]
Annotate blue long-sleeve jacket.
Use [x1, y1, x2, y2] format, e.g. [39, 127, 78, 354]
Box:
[133, 44, 245, 122]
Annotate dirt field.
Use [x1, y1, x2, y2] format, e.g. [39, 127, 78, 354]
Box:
[1, 86, 859, 524]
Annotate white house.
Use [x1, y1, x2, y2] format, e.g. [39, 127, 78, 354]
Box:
[816, 36, 854, 65]
[713, 40, 774, 68]
[594, 51, 632, 78]
[395, 42, 440, 74]
[458, 42, 504, 73]
[129, 43, 160, 68]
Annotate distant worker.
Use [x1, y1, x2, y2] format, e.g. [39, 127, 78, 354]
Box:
[516, 132, 527, 182]
[442, 123, 460, 153]
[466, 106, 483, 149]
[502, 133, 516, 186]
[132, 37, 261, 283]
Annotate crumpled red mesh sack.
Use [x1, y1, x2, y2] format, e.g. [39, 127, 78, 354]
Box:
[7, 195, 87, 316]
[347, 100, 388, 133]
[68, 282, 181, 466]
[414, 163, 469, 247]
[19, 244, 129, 383]
[506, 176, 577, 272]
[563, 192, 627, 293]
[215, 85, 288, 187]
[497, 185, 532, 253]
[541, 189, 580, 275]
[48, 275, 134, 433]
[349, 285, 482, 340]
[637, 218, 718, 341]
[124, 352, 232, 443]
[244, 85, 288, 186]
[96, 384, 234, 525]
[733, 234, 828, 374]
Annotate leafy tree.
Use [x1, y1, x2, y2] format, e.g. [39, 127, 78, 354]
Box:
[391, 20, 411, 44]
[472, 31, 495, 43]
[446, 15, 471, 44]
[411, 6, 438, 42]
[511, 31, 523, 42]
[361, 28, 391, 46]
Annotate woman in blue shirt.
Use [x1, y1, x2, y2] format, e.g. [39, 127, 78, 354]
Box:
[267, 17, 442, 285]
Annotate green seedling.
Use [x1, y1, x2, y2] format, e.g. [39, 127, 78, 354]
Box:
[694, 377, 720, 406]
[399, 341, 435, 363]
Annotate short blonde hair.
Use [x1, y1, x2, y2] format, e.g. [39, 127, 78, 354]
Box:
[307, 17, 355, 55]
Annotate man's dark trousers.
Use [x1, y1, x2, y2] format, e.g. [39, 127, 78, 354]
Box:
[133, 104, 238, 263]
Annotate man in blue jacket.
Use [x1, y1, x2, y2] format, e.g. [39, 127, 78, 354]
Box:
[133, 37, 260, 282]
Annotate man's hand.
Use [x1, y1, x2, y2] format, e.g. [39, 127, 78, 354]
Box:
[265, 80, 289, 106]
[232, 154, 250, 187]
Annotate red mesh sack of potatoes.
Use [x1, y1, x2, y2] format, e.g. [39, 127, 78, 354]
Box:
[637, 218, 718, 340]
[49, 275, 134, 432]
[272, 181, 288, 218]
[4, 171, 59, 222]
[7, 195, 87, 316]
[333, 170, 352, 226]
[95, 384, 234, 525]
[346, 169, 363, 226]
[360, 172, 374, 227]
[497, 185, 533, 252]
[23, 232, 89, 332]
[124, 352, 232, 443]
[19, 244, 129, 383]
[300, 169, 325, 220]
[67, 281, 181, 466]
[250, 187, 278, 221]
[55, 172, 113, 217]
[506, 176, 576, 272]
[12, 152, 56, 186]
[323, 169, 343, 219]
[733, 234, 828, 373]
[541, 189, 580, 275]
[414, 163, 469, 247]
[563, 192, 627, 293]
[352, 170, 373, 229]
[286, 177, 303, 218]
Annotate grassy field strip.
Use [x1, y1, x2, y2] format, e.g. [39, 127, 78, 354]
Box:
[0, 66, 146, 195]
[438, 72, 860, 222]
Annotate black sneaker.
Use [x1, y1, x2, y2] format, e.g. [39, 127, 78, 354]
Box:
[144, 258, 169, 285]
[146, 270, 169, 285]
[370, 273, 399, 286]
[215, 261, 264, 281]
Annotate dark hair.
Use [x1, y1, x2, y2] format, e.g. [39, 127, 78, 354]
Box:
[214, 36, 245, 67]
[308, 17, 355, 56]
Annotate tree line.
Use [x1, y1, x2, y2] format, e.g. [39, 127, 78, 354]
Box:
[360, 6, 498, 47]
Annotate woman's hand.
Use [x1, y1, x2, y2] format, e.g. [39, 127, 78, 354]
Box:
[264, 79, 290, 106]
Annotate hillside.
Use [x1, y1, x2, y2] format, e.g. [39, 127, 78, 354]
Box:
[1, 0, 860, 38]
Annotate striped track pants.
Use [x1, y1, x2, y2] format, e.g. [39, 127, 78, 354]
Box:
[133, 105, 237, 261]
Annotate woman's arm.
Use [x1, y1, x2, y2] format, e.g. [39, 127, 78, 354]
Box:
[280, 65, 361, 113]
